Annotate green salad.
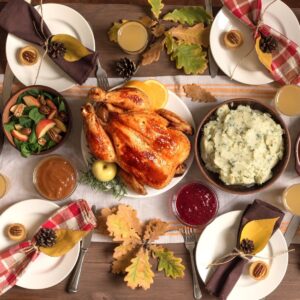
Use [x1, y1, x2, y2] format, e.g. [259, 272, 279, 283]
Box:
[4, 89, 69, 157]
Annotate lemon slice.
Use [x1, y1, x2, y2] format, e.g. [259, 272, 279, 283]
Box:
[125, 80, 168, 109]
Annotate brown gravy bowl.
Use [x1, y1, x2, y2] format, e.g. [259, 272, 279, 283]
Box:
[195, 98, 291, 195]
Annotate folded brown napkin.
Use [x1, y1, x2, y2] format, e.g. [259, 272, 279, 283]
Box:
[206, 200, 284, 299]
[0, 0, 98, 85]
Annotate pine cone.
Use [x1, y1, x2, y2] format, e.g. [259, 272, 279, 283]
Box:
[115, 58, 137, 79]
[240, 238, 255, 254]
[259, 34, 278, 53]
[48, 41, 66, 59]
[35, 228, 57, 248]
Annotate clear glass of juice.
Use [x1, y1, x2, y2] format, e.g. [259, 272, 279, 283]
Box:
[275, 85, 300, 117]
[282, 184, 300, 215]
[117, 21, 149, 54]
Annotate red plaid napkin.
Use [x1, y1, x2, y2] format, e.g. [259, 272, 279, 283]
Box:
[0, 199, 96, 296]
[223, 0, 300, 85]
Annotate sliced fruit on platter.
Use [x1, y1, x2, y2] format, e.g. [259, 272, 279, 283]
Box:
[125, 79, 168, 109]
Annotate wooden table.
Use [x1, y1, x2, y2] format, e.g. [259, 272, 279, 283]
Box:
[0, 1, 300, 299]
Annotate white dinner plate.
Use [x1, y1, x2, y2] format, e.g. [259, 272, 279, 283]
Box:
[81, 90, 195, 198]
[6, 4, 96, 92]
[210, 0, 300, 85]
[196, 210, 288, 300]
[0, 199, 80, 289]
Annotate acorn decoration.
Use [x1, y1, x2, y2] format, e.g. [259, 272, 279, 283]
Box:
[35, 228, 57, 248]
[259, 34, 278, 53]
[240, 238, 255, 254]
[47, 41, 66, 59]
[115, 57, 137, 79]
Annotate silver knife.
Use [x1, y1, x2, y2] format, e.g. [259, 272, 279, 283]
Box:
[67, 205, 96, 293]
[284, 215, 300, 246]
[205, 0, 219, 78]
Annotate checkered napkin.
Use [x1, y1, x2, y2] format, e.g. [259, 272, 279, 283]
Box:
[223, 0, 300, 85]
[0, 199, 96, 296]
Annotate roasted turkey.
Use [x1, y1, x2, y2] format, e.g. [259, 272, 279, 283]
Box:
[82, 86, 193, 195]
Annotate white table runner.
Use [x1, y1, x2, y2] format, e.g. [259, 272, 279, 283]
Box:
[0, 75, 299, 244]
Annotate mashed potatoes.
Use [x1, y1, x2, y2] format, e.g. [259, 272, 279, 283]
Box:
[201, 104, 284, 185]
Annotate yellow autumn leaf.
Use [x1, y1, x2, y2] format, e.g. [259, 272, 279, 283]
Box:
[113, 238, 140, 259]
[108, 20, 127, 43]
[168, 23, 210, 47]
[124, 248, 154, 290]
[106, 205, 141, 241]
[255, 36, 272, 71]
[51, 34, 92, 62]
[240, 217, 279, 254]
[39, 229, 87, 257]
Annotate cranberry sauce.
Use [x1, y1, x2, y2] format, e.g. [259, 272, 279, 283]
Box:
[175, 182, 218, 226]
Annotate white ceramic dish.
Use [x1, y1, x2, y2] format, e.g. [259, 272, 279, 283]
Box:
[6, 3, 95, 92]
[210, 0, 300, 85]
[196, 210, 288, 300]
[0, 199, 80, 289]
[81, 90, 195, 198]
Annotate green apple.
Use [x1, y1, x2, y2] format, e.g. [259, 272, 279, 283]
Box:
[92, 160, 117, 182]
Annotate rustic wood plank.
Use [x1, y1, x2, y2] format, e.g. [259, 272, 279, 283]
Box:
[1, 242, 300, 300]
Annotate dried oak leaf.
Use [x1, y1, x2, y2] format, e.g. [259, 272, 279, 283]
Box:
[108, 20, 127, 43]
[139, 16, 157, 28]
[150, 245, 185, 279]
[124, 248, 154, 290]
[106, 205, 142, 241]
[141, 38, 165, 66]
[113, 238, 140, 260]
[183, 84, 217, 103]
[96, 207, 118, 235]
[112, 241, 141, 274]
[143, 219, 169, 242]
[151, 23, 166, 37]
[168, 23, 210, 48]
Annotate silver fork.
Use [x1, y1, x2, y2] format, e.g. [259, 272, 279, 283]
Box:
[96, 57, 109, 91]
[181, 226, 202, 299]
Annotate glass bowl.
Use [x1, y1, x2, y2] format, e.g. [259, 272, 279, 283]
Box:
[33, 154, 78, 201]
[171, 181, 219, 228]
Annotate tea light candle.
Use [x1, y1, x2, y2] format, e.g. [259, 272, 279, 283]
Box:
[117, 21, 149, 54]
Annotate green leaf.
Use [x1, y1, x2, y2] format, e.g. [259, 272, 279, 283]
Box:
[4, 121, 15, 133]
[58, 100, 66, 112]
[168, 38, 208, 74]
[28, 107, 45, 124]
[20, 143, 32, 157]
[148, 0, 164, 19]
[19, 117, 33, 128]
[47, 140, 56, 150]
[108, 21, 126, 43]
[165, 33, 178, 55]
[163, 6, 212, 26]
[51, 34, 92, 62]
[151, 245, 185, 279]
[26, 89, 40, 97]
[29, 130, 37, 144]
[42, 92, 54, 100]
[13, 137, 22, 150]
